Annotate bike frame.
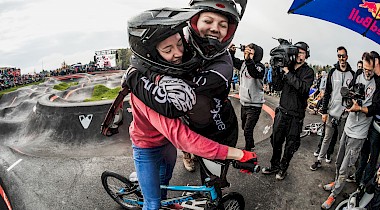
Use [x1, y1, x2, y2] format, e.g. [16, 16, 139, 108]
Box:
[121, 184, 218, 207]
[120, 157, 229, 208]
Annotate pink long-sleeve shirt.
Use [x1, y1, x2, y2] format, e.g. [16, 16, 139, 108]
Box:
[129, 93, 229, 160]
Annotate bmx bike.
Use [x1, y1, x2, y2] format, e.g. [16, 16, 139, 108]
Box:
[335, 186, 374, 210]
[101, 156, 259, 210]
[300, 122, 324, 138]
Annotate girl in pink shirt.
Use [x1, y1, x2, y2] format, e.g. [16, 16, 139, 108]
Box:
[125, 7, 256, 210]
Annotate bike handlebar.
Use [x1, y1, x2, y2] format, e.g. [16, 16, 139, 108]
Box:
[232, 160, 261, 173]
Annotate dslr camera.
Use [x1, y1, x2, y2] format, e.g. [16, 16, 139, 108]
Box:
[238, 44, 246, 52]
[269, 38, 298, 68]
[340, 83, 365, 108]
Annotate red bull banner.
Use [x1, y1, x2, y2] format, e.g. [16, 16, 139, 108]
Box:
[289, 0, 380, 45]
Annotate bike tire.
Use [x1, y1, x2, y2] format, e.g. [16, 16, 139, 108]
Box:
[334, 199, 349, 210]
[217, 192, 245, 210]
[101, 171, 143, 209]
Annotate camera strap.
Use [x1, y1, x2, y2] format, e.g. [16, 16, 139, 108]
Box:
[341, 71, 346, 107]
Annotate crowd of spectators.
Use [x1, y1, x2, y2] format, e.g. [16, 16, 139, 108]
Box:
[0, 68, 45, 91]
[47, 63, 98, 77]
[0, 63, 117, 91]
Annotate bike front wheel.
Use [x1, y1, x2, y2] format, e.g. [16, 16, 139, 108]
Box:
[334, 199, 349, 210]
[101, 171, 143, 209]
[217, 192, 245, 210]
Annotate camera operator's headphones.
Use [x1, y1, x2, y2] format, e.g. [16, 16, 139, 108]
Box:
[294, 41, 310, 58]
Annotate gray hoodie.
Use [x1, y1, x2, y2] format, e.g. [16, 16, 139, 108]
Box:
[239, 61, 265, 107]
[322, 63, 355, 119]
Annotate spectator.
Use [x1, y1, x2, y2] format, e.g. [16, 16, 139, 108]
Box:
[229, 43, 265, 151]
[310, 46, 355, 170]
[261, 41, 314, 180]
[231, 71, 239, 92]
[321, 52, 377, 209]
[263, 62, 270, 94]
[267, 64, 273, 95]
[357, 60, 363, 72]
[349, 51, 380, 186]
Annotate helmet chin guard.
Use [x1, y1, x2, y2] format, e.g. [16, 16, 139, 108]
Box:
[188, 0, 247, 60]
[127, 7, 202, 77]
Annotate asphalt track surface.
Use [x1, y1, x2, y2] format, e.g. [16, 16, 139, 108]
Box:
[0, 71, 357, 210]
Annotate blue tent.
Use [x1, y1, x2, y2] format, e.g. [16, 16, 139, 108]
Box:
[288, 0, 380, 45]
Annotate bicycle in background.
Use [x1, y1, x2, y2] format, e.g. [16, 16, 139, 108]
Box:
[300, 122, 324, 138]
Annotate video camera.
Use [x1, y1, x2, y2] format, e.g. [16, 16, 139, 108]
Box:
[269, 38, 298, 68]
[340, 83, 365, 108]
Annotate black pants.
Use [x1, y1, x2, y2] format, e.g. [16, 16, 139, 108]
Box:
[241, 105, 262, 150]
[316, 123, 338, 156]
[270, 108, 303, 172]
[355, 124, 380, 185]
[268, 83, 273, 93]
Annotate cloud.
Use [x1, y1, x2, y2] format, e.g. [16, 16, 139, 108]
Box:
[0, 0, 378, 74]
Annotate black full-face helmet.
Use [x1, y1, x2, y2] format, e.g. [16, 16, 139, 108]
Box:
[294, 41, 310, 58]
[188, 0, 247, 60]
[127, 7, 201, 77]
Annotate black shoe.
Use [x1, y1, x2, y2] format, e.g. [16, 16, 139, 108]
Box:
[346, 175, 356, 183]
[310, 160, 322, 171]
[261, 166, 280, 175]
[275, 170, 287, 180]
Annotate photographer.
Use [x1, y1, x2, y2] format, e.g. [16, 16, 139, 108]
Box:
[261, 41, 314, 180]
[321, 52, 377, 210]
[350, 51, 380, 186]
[229, 43, 265, 151]
[310, 46, 355, 171]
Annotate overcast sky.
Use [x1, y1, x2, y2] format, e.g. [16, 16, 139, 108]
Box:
[0, 0, 379, 74]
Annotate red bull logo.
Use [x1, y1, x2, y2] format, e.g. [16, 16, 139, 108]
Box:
[360, 1, 380, 19]
[348, 1, 380, 35]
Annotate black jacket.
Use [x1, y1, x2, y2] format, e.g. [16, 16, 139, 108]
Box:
[272, 63, 315, 118]
[230, 51, 265, 79]
[363, 72, 380, 118]
[126, 53, 238, 144]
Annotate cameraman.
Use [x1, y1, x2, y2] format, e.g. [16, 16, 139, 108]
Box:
[350, 51, 380, 186]
[321, 52, 377, 210]
[229, 43, 265, 151]
[261, 41, 314, 180]
[310, 46, 355, 171]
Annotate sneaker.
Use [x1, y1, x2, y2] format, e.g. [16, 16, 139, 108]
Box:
[346, 174, 356, 183]
[261, 166, 280, 175]
[313, 150, 320, 157]
[321, 195, 335, 209]
[325, 154, 332, 163]
[275, 170, 287, 180]
[310, 160, 322, 171]
[182, 152, 195, 172]
[323, 182, 335, 191]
